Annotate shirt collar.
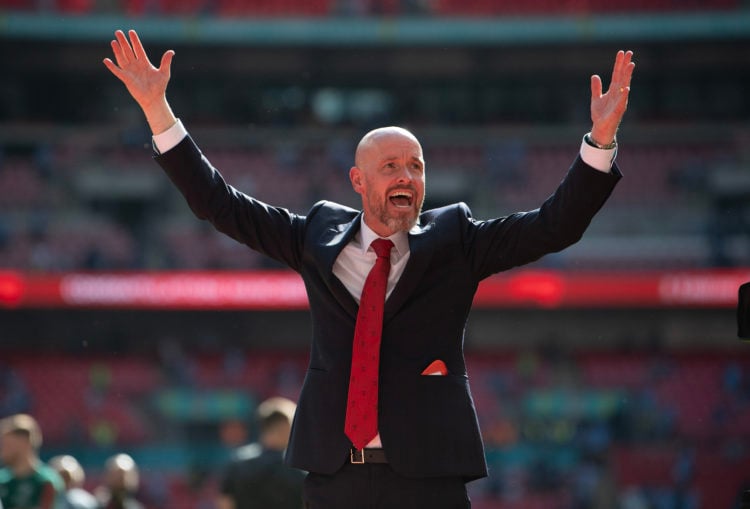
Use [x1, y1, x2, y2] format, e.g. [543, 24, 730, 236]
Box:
[358, 216, 411, 258]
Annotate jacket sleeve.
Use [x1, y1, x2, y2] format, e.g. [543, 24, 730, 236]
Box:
[154, 134, 306, 272]
[463, 155, 621, 280]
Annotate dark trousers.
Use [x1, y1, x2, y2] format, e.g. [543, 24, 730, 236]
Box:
[303, 462, 471, 509]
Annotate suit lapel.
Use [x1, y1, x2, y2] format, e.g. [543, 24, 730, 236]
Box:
[383, 222, 435, 321]
[317, 214, 362, 319]
[316, 213, 435, 322]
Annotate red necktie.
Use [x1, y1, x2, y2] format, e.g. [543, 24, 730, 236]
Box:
[345, 238, 394, 450]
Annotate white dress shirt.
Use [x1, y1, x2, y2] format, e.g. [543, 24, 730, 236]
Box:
[332, 219, 413, 304]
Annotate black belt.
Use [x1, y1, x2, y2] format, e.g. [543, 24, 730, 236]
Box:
[350, 448, 388, 464]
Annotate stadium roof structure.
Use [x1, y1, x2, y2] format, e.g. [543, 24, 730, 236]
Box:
[1, 10, 749, 46]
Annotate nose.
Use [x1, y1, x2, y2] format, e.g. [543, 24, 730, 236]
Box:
[396, 171, 410, 183]
[396, 165, 417, 183]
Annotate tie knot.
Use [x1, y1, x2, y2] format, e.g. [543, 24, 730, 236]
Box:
[371, 238, 394, 259]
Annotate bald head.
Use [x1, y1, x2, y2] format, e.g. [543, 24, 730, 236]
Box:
[354, 126, 422, 170]
[49, 455, 86, 489]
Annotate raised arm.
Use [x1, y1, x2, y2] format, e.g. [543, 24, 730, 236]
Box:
[104, 29, 307, 271]
[103, 29, 177, 135]
[467, 50, 634, 279]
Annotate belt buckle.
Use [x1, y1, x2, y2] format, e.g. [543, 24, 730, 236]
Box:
[350, 448, 365, 464]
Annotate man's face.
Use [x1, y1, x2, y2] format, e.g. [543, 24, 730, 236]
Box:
[350, 128, 426, 237]
[106, 467, 128, 491]
[0, 432, 26, 466]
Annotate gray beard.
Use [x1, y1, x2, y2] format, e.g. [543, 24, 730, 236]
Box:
[382, 214, 416, 233]
[371, 197, 423, 233]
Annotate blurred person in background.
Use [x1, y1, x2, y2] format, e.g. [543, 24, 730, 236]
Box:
[48, 455, 98, 509]
[218, 397, 304, 509]
[0, 369, 31, 417]
[94, 454, 144, 509]
[104, 30, 633, 509]
[0, 414, 64, 509]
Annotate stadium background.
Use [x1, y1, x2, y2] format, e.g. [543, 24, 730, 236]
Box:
[1, 0, 750, 508]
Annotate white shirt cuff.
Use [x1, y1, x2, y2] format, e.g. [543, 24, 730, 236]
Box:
[579, 133, 616, 173]
[152, 119, 188, 154]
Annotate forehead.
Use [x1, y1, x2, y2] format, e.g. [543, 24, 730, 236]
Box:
[368, 134, 423, 160]
[1, 431, 24, 444]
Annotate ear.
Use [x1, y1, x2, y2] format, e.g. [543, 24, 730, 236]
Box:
[349, 166, 364, 194]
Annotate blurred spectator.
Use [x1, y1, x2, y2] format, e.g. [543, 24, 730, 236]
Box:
[217, 397, 304, 509]
[94, 454, 145, 509]
[619, 487, 649, 509]
[48, 455, 98, 509]
[484, 138, 527, 189]
[157, 337, 197, 387]
[723, 361, 746, 399]
[706, 160, 750, 266]
[0, 414, 64, 509]
[219, 419, 249, 453]
[222, 347, 247, 385]
[88, 420, 119, 450]
[0, 369, 31, 417]
[86, 363, 113, 410]
[571, 456, 617, 509]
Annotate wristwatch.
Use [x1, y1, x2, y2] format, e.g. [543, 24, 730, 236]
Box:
[584, 133, 617, 150]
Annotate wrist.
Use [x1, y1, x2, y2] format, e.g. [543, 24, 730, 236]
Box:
[143, 96, 177, 136]
[585, 132, 617, 150]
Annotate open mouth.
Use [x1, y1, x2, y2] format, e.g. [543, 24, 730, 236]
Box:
[388, 190, 414, 209]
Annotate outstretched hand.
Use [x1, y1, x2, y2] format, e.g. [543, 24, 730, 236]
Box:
[590, 50, 635, 146]
[104, 30, 177, 135]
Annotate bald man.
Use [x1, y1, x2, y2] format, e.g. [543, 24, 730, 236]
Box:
[48, 455, 98, 509]
[218, 397, 304, 509]
[105, 30, 634, 508]
[94, 454, 144, 509]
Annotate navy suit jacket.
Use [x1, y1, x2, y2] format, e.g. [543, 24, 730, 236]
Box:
[155, 135, 621, 481]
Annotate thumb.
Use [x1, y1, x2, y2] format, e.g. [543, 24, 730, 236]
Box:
[590, 74, 603, 99]
[103, 58, 125, 82]
[159, 50, 175, 73]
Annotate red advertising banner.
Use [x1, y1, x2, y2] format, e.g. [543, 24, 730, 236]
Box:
[1, 269, 748, 310]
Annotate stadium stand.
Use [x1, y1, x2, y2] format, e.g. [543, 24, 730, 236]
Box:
[0, 134, 741, 271]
